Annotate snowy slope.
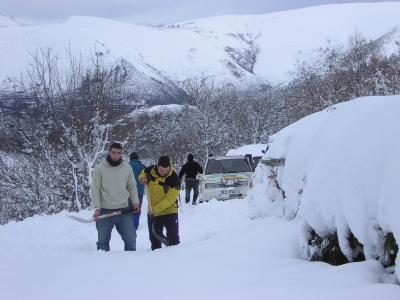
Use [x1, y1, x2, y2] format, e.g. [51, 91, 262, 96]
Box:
[176, 2, 400, 83]
[1, 197, 399, 299]
[1, 2, 400, 89]
[0, 16, 260, 90]
[126, 104, 187, 118]
[247, 95, 400, 281]
[0, 12, 24, 28]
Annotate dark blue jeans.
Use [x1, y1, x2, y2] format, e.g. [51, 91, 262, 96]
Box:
[96, 208, 136, 251]
[185, 178, 199, 204]
[147, 213, 180, 250]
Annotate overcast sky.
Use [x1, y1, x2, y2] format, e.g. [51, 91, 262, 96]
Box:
[1, 0, 396, 25]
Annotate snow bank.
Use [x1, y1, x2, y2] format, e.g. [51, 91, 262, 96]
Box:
[247, 96, 400, 280]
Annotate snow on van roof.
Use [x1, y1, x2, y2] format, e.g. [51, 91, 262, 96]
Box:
[209, 155, 245, 160]
[226, 144, 268, 157]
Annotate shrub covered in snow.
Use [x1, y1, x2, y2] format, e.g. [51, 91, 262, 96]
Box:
[247, 96, 400, 282]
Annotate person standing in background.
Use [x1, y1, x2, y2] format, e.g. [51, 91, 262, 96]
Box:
[179, 153, 203, 205]
[129, 151, 146, 229]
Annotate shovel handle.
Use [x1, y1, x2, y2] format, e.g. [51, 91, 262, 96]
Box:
[94, 208, 132, 221]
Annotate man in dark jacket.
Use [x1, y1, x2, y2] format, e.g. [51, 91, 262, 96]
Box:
[179, 153, 203, 205]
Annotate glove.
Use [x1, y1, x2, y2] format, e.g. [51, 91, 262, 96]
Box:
[93, 209, 101, 219]
[132, 203, 140, 213]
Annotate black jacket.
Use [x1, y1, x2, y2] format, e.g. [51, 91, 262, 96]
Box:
[179, 160, 203, 180]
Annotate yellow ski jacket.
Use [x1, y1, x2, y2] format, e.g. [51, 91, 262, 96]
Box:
[140, 164, 181, 216]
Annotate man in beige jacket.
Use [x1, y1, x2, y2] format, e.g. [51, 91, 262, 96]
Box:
[90, 142, 140, 251]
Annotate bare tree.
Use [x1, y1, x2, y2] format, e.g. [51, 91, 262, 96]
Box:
[0, 47, 129, 223]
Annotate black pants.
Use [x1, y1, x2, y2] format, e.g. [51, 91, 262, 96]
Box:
[147, 213, 180, 250]
[185, 178, 199, 204]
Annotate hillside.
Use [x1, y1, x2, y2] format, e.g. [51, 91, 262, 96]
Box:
[1, 2, 400, 92]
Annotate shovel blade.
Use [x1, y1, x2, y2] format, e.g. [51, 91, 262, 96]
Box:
[67, 215, 94, 223]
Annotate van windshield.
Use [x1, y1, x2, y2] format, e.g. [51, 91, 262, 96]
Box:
[205, 158, 252, 174]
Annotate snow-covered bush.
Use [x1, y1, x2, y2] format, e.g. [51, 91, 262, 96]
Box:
[247, 96, 400, 281]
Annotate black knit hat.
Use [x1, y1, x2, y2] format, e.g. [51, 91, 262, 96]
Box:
[130, 152, 139, 160]
[158, 155, 171, 168]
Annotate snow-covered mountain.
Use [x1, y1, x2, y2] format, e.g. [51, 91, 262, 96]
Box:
[1, 2, 400, 94]
[0, 12, 25, 28]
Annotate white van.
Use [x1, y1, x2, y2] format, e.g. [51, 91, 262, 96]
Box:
[197, 155, 253, 201]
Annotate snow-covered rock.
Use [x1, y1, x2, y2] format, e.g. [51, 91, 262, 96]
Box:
[247, 95, 400, 281]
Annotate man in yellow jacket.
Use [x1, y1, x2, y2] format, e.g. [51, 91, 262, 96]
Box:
[139, 155, 181, 250]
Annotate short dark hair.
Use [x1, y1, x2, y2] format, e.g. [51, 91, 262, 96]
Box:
[157, 155, 171, 168]
[109, 142, 122, 151]
[130, 152, 139, 160]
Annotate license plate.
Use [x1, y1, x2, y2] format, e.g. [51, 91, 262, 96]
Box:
[221, 189, 239, 195]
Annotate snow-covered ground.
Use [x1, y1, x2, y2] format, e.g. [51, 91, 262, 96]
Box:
[125, 104, 190, 119]
[248, 95, 400, 283]
[1, 192, 399, 299]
